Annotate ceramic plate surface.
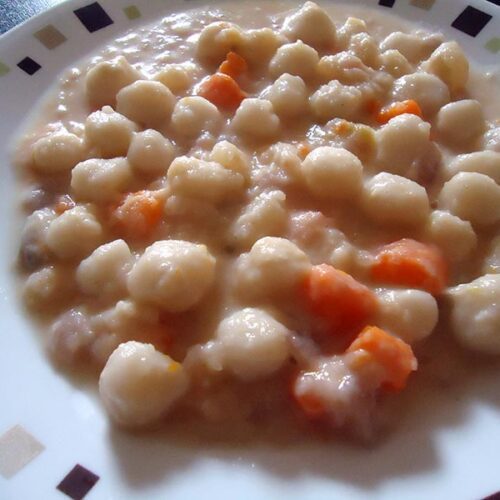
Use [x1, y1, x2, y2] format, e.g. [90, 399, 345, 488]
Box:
[0, 1, 499, 499]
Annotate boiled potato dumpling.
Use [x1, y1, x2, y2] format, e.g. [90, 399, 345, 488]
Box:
[208, 308, 291, 381]
[235, 237, 311, 300]
[99, 341, 189, 427]
[448, 275, 500, 354]
[127, 240, 216, 312]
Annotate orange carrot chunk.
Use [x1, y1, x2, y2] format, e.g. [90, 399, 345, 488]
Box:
[112, 190, 164, 239]
[376, 99, 423, 124]
[371, 239, 448, 295]
[365, 98, 381, 116]
[198, 73, 246, 110]
[54, 194, 76, 215]
[297, 142, 311, 159]
[301, 264, 378, 335]
[347, 325, 417, 391]
[218, 51, 248, 79]
[293, 390, 327, 419]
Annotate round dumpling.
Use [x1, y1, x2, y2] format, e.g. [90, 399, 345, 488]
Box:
[153, 63, 197, 94]
[99, 341, 189, 427]
[422, 41, 469, 93]
[375, 289, 438, 344]
[438, 172, 500, 226]
[71, 158, 133, 203]
[116, 80, 175, 127]
[171, 96, 222, 138]
[281, 1, 336, 49]
[167, 156, 245, 204]
[261, 74, 310, 118]
[362, 173, 430, 227]
[375, 114, 431, 175]
[379, 31, 442, 64]
[211, 308, 291, 380]
[301, 146, 363, 200]
[448, 274, 500, 353]
[269, 40, 319, 81]
[46, 206, 103, 259]
[436, 100, 485, 147]
[196, 22, 244, 63]
[445, 151, 500, 184]
[391, 72, 450, 117]
[209, 141, 251, 182]
[424, 210, 477, 263]
[85, 56, 141, 108]
[232, 98, 280, 141]
[85, 106, 138, 159]
[127, 129, 175, 177]
[76, 239, 132, 296]
[32, 131, 85, 174]
[229, 190, 287, 248]
[127, 240, 216, 312]
[310, 80, 363, 122]
[235, 237, 311, 300]
[379, 49, 412, 78]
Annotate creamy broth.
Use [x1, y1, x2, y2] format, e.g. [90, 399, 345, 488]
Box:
[14, 1, 500, 440]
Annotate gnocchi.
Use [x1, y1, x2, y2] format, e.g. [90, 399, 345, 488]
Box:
[14, 1, 500, 441]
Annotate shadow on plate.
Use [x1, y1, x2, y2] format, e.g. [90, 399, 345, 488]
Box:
[107, 332, 500, 491]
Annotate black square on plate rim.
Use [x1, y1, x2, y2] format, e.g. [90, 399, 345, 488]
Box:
[56, 464, 99, 500]
[73, 2, 113, 33]
[17, 57, 41, 75]
[451, 5, 493, 37]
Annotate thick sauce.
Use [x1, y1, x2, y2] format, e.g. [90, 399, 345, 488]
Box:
[14, 1, 500, 441]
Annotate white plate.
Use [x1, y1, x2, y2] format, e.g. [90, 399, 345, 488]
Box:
[1, 1, 499, 499]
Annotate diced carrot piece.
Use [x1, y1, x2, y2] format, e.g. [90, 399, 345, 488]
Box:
[218, 51, 248, 80]
[371, 239, 448, 295]
[365, 98, 381, 116]
[301, 264, 378, 336]
[112, 190, 164, 239]
[198, 73, 246, 110]
[376, 99, 423, 124]
[293, 390, 327, 419]
[54, 194, 76, 215]
[347, 326, 417, 391]
[333, 119, 354, 136]
[297, 143, 311, 159]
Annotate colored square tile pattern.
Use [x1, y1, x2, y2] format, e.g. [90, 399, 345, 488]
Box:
[452, 6, 492, 37]
[34, 25, 67, 49]
[482, 492, 500, 500]
[0, 61, 10, 76]
[17, 57, 41, 75]
[74, 2, 114, 33]
[485, 37, 500, 53]
[0, 425, 45, 479]
[410, 0, 436, 10]
[378, 0, 396, 6]
[124, 6, 141, 20]
[57, 464, 99, 500]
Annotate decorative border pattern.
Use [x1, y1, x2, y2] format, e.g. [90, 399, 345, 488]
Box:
[410, 0, 436, 11]
[0, 425, 44, 479]
[74, 2, 114, 33]
[482, 492, 500, 500]
[2, 0, 496, 78]
[5, 2, 143, 76]
[57, 464, 100, 500]
[380, 0, 494, 38]
[452, 6, 492, 37]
